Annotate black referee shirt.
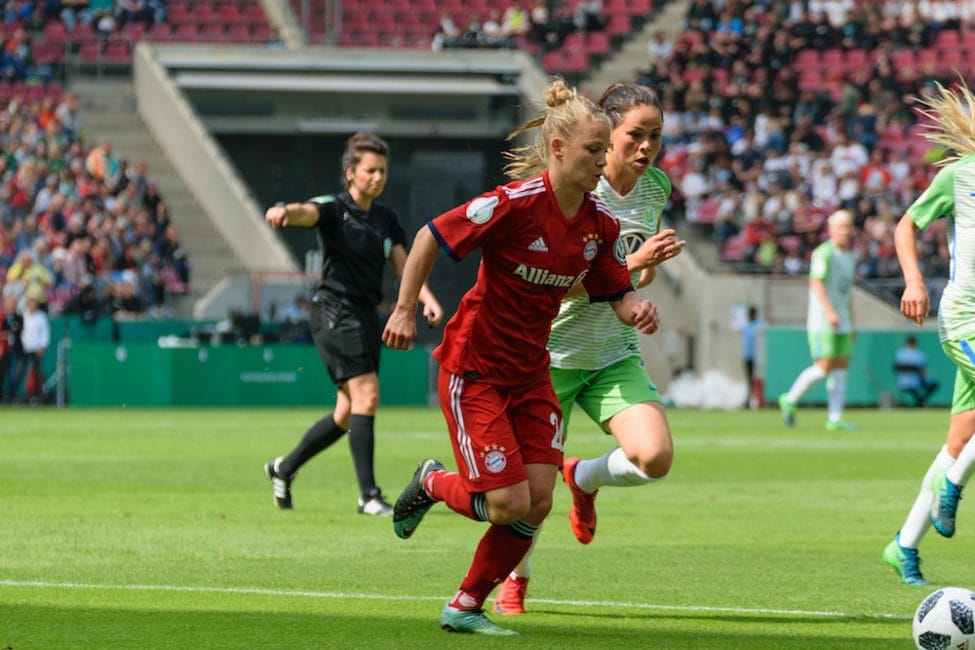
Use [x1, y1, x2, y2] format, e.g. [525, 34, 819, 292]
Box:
[310, 191, 407, 307]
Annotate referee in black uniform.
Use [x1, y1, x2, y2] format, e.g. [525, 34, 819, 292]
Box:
[264, 132, 443, 515]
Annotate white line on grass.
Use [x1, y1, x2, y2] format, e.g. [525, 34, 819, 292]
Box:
[387, 431, 939, 452]
[0, 579, 909, 620]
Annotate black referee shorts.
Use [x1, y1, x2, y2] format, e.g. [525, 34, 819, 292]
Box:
[309, 292, 381, 386]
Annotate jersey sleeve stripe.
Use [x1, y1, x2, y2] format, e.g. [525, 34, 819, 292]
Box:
[504, 186, 547, 200]
[427, 221, 463, 262]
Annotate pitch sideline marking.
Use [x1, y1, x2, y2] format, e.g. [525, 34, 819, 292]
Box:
[0, 579, 909, 620]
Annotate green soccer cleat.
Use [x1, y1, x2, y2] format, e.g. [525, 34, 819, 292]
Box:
[440, 604, 519, 636]
[393, 458, 444, 539]
[883, 535, 929, 586]
[825, 419, 858, 431]
[778, 394, 796, 427]
[930, 470, 963, 538]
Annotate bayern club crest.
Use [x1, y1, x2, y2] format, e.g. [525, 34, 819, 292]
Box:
[582, 233, 602, 261]
[481, 444, 508, 473]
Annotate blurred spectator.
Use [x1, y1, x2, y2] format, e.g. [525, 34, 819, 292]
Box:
[573, 0, 605, 33]
[62, 282, 103, 323]
[6, 249, 52, 304]
[0, 290, 22, 403]
[528, 0, 552, 47]
[19, 293, 48, 401]
[116, 0, 153, 29]
[278, 294, 310, 324]
[895, 335, 939, 407]
[502, 1, 529, 37]
[55, 92, 80, 139]
[109, 277, 145, 316]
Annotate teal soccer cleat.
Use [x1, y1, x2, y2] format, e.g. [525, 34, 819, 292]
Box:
[393, 458, 444, 539]
[930, 471, 963, 538]
[440, 604, 519, 636]
[883, 535, 929, 586]
[824, 419, 858, 431]
[778, 394, 796, 427]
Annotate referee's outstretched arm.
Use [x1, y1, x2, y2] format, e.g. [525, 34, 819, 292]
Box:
[265, 202, 319, 229]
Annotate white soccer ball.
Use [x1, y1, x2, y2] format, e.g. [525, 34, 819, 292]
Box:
[913, 587, 975, 650]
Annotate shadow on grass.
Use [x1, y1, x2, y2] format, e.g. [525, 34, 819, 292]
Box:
[2, 603, 906, 649]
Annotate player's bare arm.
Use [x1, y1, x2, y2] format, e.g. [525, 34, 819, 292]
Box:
[626, 229, 684, 271]
[383, 226, 440, 349]
[637, 266, 655, 287]
[264, 202, 319, 228]
[810, 277, 838, 328]
[389, 244, 444, 327]
[609, 291, 658, 334]
[894, 213, 929, 326]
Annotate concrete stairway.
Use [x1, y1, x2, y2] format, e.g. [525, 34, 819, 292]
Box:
[582, 0, 690, 97]
[70, 77, 244, 312]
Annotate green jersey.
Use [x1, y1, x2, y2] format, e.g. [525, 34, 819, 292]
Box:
[547, 167, 671, 369]
[807, 240, 855, 333]
[906, 154, 975, 342]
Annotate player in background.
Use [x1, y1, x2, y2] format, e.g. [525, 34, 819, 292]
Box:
[382, 78, 659, 636]
[778, 209, 857, 431]
[884, 80, 975, 586]
[494, 82, 683, 615]
[263, 132, 443, 516]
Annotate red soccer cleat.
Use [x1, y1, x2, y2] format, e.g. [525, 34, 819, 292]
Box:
[563, 457, 597, 544]
[492, 575, 529, 615]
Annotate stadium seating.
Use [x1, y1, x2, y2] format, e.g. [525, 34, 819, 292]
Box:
[288, 0, 657, 76]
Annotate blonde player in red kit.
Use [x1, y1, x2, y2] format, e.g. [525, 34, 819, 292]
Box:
[382, 78, 659, 637]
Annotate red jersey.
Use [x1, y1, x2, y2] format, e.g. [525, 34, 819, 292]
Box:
[429, 172, 633, 385]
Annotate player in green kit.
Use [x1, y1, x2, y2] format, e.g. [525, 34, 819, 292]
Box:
[778, 209, 858, 431]
[493, 83, 684, 615]
[884, 80, 975, 586]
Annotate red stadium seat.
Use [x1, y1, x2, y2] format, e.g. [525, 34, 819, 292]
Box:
[935, 29, 961, 50]
[200, 23, 226, 41]
[793, 49, 819, 72]
[225, 23, 250, 42]
[561, 50, 589, 73]
[102, 40, 132, 65]
[821, 49, 843, 69]
[586, 30, 610, 56]
[42, 21, 68, 45]
[147, 23, 175, 42]
[173, 22, 200, 41]
[628, 0, 652, 14]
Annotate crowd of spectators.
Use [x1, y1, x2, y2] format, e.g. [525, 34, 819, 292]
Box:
[640, 0, 959, 295]
[432, 0, 605, 52]
[0, 92, 190, 323]
[0, 90, 191, 400]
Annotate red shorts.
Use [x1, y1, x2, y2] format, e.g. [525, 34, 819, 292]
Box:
[438, 368, 564, 493]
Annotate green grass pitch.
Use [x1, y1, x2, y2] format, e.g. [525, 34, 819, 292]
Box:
[1, 406, 971, 648]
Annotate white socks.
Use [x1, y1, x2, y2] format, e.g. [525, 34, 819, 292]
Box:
[574, 447, 657, 493]
[511, 526, 540, 578]
[826, 369, 847, 422]
[786, 364, 827, 405]
[510, 447, 662, 577]
[946, 434, 975, 486]
[899, 445, 954, 548]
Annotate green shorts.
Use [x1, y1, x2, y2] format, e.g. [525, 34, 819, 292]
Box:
[549, 355, 661, 436]
[808, 332, 854, 360]
[941, 339, 975, 414]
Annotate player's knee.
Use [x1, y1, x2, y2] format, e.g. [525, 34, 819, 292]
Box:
[526, 491, 553, 522]
[486, 492, 531, 525]
[349, 385, 380, 413]
[631, 447, 672, 480]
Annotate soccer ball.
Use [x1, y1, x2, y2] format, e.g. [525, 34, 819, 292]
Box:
[913, 587, 975, 650]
